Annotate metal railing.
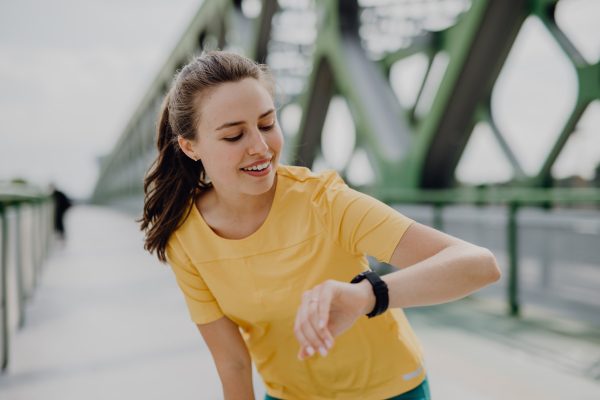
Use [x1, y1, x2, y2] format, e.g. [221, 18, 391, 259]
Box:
[374, 186, 600, 319]
[0, 184, 54, 372]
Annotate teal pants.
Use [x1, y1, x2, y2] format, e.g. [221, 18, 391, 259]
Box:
[265, 376, 431, 400]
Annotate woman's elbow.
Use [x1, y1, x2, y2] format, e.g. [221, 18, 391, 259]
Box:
[480, 247, 501, 283]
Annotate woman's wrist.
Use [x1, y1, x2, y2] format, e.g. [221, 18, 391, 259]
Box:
[356, 279, 377, 316]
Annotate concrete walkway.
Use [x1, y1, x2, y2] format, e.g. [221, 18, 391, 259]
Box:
[0, 206, 599, 399]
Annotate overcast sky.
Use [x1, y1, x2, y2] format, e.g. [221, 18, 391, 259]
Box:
[0, 0, 202, 198]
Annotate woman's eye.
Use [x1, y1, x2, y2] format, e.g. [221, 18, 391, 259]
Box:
[224, 124, 273, 142]
[224, 133, 243, 142]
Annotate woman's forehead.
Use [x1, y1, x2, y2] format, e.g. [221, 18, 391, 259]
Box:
[202, 79, 275, 128]
[208, 79, 272, 108]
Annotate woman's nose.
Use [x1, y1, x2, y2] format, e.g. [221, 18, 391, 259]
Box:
[247, 127, 269, 155]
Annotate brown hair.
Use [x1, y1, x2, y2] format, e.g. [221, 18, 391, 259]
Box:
[140, 50, 278, 262]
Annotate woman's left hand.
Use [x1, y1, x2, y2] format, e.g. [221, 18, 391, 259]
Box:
[294, 279, 375, 360]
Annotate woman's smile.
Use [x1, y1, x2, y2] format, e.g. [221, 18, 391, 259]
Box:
[241, 158, 272, 177]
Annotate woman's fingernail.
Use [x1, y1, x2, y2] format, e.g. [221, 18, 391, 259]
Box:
[318, 346, 328, 357]
[306, 346, 315, 356]
[298, 353, 304, 361]
[319, 320, 325, 329]
[325, 339, 333, 349]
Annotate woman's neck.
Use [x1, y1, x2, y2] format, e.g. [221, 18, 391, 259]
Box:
[214, 175, 278, 218]
[195, 175, 278, 239]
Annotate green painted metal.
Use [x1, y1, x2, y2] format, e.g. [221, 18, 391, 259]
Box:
[398, 0, 493, 189]
[530, 1, 600, 187]
[90, 0, 600, 318]
[479, 103, 527, 180]
[0, 188, 53, 373]
[92, 0, 600, 201]
[292, 0, 412, 188]
[508, 202, 520, 316]
[377, 187, 600, 205]
[0, 205, 8, 372]
[432, 203, 444, 232]
[14, 204, 24, 329]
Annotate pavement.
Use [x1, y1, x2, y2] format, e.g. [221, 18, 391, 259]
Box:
[0, 205, 599, 400]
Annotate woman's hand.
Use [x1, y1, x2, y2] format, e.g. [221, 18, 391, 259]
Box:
[294, 279, 375, 361]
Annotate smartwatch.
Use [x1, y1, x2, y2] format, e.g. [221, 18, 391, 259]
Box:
[350, 271, 389, 318]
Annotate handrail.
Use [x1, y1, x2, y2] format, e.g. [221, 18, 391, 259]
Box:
[377, 187, 600, 205]
[0, 185, 53, 372]
[376, 186, 600, 317]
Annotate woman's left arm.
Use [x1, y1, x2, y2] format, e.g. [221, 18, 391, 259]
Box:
[356, 222, 501, 314]
[294, 222, 501, 360]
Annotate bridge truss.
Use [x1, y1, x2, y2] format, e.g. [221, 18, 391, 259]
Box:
[92, 0, 600, 316]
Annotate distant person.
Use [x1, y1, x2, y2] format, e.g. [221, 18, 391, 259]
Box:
[140, 50, 501, 400]
[50, 184, 72, 240]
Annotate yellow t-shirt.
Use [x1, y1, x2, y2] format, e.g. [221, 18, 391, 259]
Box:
[166, 165, 425, 400]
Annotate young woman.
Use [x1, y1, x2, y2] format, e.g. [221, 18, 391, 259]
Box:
[140, 50, 501, 400]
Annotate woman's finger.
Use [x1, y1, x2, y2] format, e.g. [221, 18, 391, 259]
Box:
[293, 305, 314, 360]
[307, 286, 332, 354]
[298, 345, 310, 360]
[316, 281, 335, 349]
[299, 290, 328, 355]
[307, 285, 322, 331]
[309, 283, 334, 350]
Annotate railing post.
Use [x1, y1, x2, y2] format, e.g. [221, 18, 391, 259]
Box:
[507, 201, 520, 316]
[32, 201, 40, 289]
[14, 204, 25, 329]
[35, 200, 44, 288]
[0, 205, 8, 372]
[433, 203, 444, 232]
[48, 198, 55, 254]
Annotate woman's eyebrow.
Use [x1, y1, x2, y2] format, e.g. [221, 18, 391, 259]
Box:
[214, 108, 275, 131]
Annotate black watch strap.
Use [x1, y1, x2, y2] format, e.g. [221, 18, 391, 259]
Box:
[350, 271, 389, 318]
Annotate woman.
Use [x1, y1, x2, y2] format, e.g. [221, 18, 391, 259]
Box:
[140, 50, 501, 400]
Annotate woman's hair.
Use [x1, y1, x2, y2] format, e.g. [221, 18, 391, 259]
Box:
[140, 50, 278, 262]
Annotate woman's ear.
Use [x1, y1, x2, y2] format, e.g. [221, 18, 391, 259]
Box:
[178, 136, 199, 161]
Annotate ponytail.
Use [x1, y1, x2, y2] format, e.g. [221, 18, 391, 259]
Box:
[140, 92, 211, 262]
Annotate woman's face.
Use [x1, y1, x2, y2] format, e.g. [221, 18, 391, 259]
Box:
[187, 77, 283, 197]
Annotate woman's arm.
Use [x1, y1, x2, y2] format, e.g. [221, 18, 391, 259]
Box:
[294, 222, 501, 360]
[356, 222, 501, 314]
[197, 316, 255, 400]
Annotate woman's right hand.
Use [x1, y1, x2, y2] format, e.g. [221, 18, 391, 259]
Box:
[294, 279, 375, 360]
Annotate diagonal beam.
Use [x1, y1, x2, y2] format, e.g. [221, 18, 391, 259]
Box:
[336, 0, 411, 168]
[252, 0, 279, 63]
[295, 57, 335, 168]
[340, 33, 411, 163]
[536, 100, 589, 187]
[537, 3, 588, 68]
[420, 0, 529, 188]
[482, 103, 527, 180]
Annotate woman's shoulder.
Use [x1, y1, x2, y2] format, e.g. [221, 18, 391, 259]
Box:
[277, 165, 348, 211]
[277, 164, 345, 190]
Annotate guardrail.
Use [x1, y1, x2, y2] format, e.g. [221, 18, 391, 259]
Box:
[0, 184, 54, 372]
[374, 186, 600, 317]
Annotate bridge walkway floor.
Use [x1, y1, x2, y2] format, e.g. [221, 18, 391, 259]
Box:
[0, 206, 599, 399]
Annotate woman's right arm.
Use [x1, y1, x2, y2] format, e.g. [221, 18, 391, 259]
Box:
[197, 316, 255, 400]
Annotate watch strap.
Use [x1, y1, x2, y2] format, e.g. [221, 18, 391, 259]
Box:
[350, 271, 389, 318]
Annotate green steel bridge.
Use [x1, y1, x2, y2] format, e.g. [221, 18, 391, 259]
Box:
[90, 0, 600, 319]
[92, 0, 600, 199]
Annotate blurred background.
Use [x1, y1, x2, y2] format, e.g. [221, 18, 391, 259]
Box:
[1, 0, 600, 399]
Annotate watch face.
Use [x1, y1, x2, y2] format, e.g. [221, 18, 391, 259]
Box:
[351, 272, 366, 283]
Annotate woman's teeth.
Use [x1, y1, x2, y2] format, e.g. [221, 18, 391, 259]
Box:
[243, 160, 270, 171]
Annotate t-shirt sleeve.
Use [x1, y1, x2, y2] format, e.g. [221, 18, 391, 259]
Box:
[166, 236, 224, 325]
[311, 170, 414, 263]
